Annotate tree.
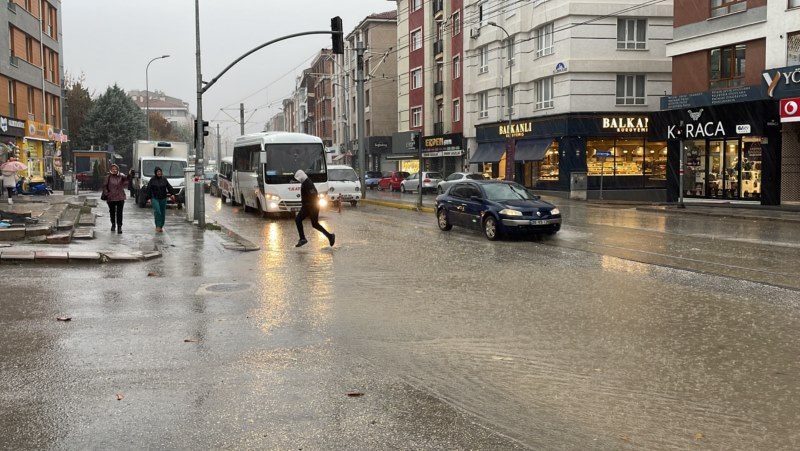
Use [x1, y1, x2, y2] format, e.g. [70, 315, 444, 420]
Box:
[64, 72, 94, 149]
[148, 111, 172, 140]
[80, 84, 146, 167]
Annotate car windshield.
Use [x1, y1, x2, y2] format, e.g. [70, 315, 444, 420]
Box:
[264, 143, 326, 184]
[482, 183, 537, 201]
[204, 171, 215, 179]
[425, 172, 442, 179]
[466, 173, 486, 180]
[329, 168, 358, 181]
[142, 160, 187, 178]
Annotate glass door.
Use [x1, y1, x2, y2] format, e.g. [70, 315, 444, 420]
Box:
[723, 139, 740, 198]
[708, 140, 724, 198]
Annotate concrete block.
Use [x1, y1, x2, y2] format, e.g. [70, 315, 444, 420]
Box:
[68, 251, 102, 262]
[46, 234, 72, 244]
[102, 252, 142, 262]
[77, 213, 96, 226]
[142, 251, 162, 260]
[72, 228, 95, 239]
[0, 227, 27, 241]
[25, 226, 52, 237]
[55, 221, 74, 231]
[1, 251, 36, 262]
[35, 251, 69, 262]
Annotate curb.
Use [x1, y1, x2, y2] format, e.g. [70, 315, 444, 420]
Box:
[361, 199, 435, 213]
[0, 250, 162, 264]
[210, 222, 260, 251]
[635, 206, 800, 223]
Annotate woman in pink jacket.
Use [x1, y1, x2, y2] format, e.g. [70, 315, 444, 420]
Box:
[102, 164, 128, 234]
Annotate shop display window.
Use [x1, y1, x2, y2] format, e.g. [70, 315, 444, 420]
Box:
[537, 141, 559, 181]
[644, 141, 667, 187]
[587, 138, 645, 176]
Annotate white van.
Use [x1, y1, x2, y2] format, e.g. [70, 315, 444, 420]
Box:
[327, 165, 362, 206]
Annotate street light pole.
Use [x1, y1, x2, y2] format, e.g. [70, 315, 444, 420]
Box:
[487, 22, 515, 181]
[145, 55, 170, 141]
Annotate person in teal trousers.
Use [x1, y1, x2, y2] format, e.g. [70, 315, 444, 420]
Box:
[146, 166, 176, 233]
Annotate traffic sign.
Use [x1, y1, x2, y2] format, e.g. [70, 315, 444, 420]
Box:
[595, 150, 612, 158]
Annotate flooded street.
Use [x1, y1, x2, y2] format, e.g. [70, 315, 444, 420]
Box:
[1, 197, 799, 449]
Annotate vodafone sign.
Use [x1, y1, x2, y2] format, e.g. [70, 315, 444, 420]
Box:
[781, 98, 800, 122]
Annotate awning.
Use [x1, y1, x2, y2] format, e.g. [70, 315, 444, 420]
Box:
[514, 138, 552, 161]
[385, 154, 417, 161]
[470, 141, 506, 163]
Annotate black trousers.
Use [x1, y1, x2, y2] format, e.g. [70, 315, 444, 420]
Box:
[295, 205, 330, 240]
[6, 187, 13, 198]
[107, 200, 124, 226]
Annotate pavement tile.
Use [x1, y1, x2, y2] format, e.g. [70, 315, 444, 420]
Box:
[0, 227, 27, 241]
[102, 252, 142, 261]
[46, 234, 71, 244]
[142, 251, 162, 260]
[72, 228, 95, 239]
[25, 225, 52, 237]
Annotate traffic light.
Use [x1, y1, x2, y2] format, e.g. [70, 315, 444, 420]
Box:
[201, 120, 209, 137]
[412, 132, 420, 149]
[331, 16, 344, 55]
[193, 120, 209, 143]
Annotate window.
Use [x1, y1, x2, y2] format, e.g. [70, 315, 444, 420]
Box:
[535, 77, 554, 110]
[452, 11, 461, 35]
[506, 39, 515, 66]
[478, 2, 486, 27]
[711, 0, 747, 17]
[617, 19, 647, 50]
[453, 56, 461, 78]
[365, 89, 370, 107]
[27, 86, 35, 116]
[537, 141, 560, 182]
[411, 29, 422, 51]
[8, 80, 16, 117]
[616, 74, 646, 105]
[26, 36, 34, 62]
[478, 92, 489, 118]
[479, 46, 489, 73]
[792, 0, 800, 8]
[411, 107, 422, 127]
[453, 98, 461, 122]
[505, 85, 514, 117]
[710, 44, 746, 89]
[49, 95, 56, 125]
[411, 68, 423, 89]
[536, 23, 554, 57]
[788, 32, 800, 66]
[412, 0, 422, 11]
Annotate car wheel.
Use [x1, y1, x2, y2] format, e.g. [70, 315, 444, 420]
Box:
[400, 184, 406, 193]
[437, 186, 444, 195]
[220, 193, 227, 204]
[377, 185, 383, 191]
[437, 209, 452, 231]
[350, 200, 358, 207]
[483, 216, 501, 241]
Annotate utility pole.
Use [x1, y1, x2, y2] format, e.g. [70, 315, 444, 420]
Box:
[194, 0, 205, 227]
[240, 103, 245, 136]
[356, 41, 366, 199]
[217, 123, 221, 170]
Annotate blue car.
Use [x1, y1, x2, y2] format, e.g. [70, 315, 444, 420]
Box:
[434, 180, 561, 240]
[364, 171, 384, 190]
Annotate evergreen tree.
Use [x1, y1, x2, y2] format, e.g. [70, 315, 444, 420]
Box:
[64, 72, 94, 149]
[80, 84, 146, 166]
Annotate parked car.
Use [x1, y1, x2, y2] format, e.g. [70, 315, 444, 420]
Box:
[327, 164, 362, 206]
[364, 171, 384, 190]
[400, 171, 443, 194]
[437, 172, 486, 194]
[203, 170, 215, 193]
[377, 171, 410, 192]
[208, 173, 220, 197]
[434, 180, 561, 240]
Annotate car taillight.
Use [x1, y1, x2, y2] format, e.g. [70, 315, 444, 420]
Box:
[423, 178, 430, 183]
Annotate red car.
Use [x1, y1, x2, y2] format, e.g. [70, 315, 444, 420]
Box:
[377, 171, 410, 192]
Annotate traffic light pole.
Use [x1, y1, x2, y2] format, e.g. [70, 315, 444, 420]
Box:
[356, 41, 366, 201]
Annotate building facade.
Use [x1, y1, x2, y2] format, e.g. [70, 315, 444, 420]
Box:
[654, 0, 800, 205]
[391, 0, 466, 175]
[335, 10, 398, 170]
[308, 50, 335, 147]
[129, 90, 194, 130]
[460, 0, 673, 199]
[0, 0, 66, 181]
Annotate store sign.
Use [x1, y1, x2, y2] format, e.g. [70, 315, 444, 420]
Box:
[554, 62, 567, 74]
[0, 116, 25, 136]
[601, 117, 648, 133]
[780, 98, 800, 122]
[762, 64, 800, 99]
[26, 120, 52, 140]
[498, 122, 532, 138]
[736, 124, 752, 134]
[666, 108, 726, 139]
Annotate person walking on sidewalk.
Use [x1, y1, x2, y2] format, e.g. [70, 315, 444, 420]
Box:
[293, 169, 334, 248]
[146, 166, 176, 233]
[101, 164, 128, 233]
[127, 168, 136, 199]
[1, 159, 19, 205]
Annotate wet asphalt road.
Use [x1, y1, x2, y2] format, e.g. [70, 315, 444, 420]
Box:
[1, 195, 799, 450]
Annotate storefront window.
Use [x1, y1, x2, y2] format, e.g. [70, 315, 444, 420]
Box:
[587, 138, 616, 175]
[683, 140, 707, 197]
[644, 141, 667, 187]
[400, 160, 419, 174]
[537, 141, 559, 181]
[741, 136, 762, 200]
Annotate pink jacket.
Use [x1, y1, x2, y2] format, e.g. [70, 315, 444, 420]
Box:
[102, 173, 128, 202]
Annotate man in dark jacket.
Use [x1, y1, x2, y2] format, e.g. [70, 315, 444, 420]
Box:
[294, 169, 335, 248]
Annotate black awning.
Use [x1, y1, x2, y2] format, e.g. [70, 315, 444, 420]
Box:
[470, 141, 506, 163]
[514, 138, 552, 161]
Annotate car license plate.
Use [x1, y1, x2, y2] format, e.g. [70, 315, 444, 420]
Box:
[290, 207, 300, 212]
[341, 195, 353, 200]
[530, 219, 549, 225]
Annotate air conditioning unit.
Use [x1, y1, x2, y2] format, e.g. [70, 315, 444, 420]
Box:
[470, 28, 480, 39]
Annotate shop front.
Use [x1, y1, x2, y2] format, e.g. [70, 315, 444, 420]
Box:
[390, 131, 422, 173]
[0, 115, 26, 161]
[473, 114, 667, 199]
[420, 133, 464, 175]
[766, 64, 800, 203]
[22, 120, 57, 183]
[652, 91, 781, 204]
[367, 136, 392, 172]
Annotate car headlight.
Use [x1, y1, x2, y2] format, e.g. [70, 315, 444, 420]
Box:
[329, 187, 335, 192]
[499, 208, 523, 216]
[550, 208, 560, 215]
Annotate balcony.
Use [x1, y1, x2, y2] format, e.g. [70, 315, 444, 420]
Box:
[434, 122, 444, 135]
[433, 81, 443, 97]
[433, 40, 443, 55]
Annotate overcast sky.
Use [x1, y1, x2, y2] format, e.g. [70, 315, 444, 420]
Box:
[62, 0, 394, 145]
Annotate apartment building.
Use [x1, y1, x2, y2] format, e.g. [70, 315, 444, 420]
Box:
[0, 0, 66, 180]
[307, 50, 335, 147]
[654, 0, 800, 205]
[282, 98, 297, 133]
[391, 0, 466, 175]
[334, 10, 398, 171]
[129, 90, 194, 131]
[463, 0, 673, 199]
[264, 111, 286, 132]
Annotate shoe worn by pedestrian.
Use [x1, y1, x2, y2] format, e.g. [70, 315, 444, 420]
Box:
[146, 166, 177, 233]
[102, 164, 128, 233]
[293, 170, 335, 248]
